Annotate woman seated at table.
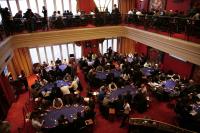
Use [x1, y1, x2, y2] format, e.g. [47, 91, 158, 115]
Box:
[108, 82, 117, 92]
[63, 73, 72, 82]
[53, 97, 63, 109]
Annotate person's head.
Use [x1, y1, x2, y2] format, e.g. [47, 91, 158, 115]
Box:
[18, 10, 22, 14]
[42, 6, 46, 10]
[141, 84, 145, 88]
[124, 100, 128, 104]
[189, 79, 194, 85]
[111, 84, 115, 89]
[57, 11, 60, 14]
[27, 8, 32, 12]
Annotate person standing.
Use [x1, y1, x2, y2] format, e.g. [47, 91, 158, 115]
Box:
[120, 100, 131, 128]
[20, 70, 29, 91]
[24, 9, 35, 32]
[0, 6, 13, 36]
[42, 6, 48, 31]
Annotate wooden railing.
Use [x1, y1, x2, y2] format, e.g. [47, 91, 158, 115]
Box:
[128, 118, 197, 133]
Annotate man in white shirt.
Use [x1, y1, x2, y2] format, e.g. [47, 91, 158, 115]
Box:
[128, 10, 133, 15]
[192, 12, 200, 20]
[60, 85, 70, 95]
[136, 10, 142, 16]
[120, 100, 131, 128]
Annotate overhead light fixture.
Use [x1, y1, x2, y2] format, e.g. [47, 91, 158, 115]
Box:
[94, 0, 112, 12]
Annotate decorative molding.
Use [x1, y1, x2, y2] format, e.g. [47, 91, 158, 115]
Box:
[0, 26, 200, 73]
[11, 26, 125, 48]
[125, 27, 200, 66]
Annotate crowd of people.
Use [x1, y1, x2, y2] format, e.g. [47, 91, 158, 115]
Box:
[126, 8, 200, 35]
[28, 57, 96, 132]
[79, 47, 153, 127]
[0, 4, 121, 37]
[79, 47, 199, 130]
[0, 4, 199, 39]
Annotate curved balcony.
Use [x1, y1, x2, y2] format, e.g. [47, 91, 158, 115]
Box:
[128, 118, 197, 133]
[0, 14, 199, 43]
[0, 14, 200, 72]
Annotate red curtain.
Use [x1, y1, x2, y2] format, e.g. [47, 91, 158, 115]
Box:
[135, 42, 148, 56]
[75, 39, 101, 57]
[0, 75, 15, 105]
[77, 0, 96, 13]
[163, 54, 193, 79]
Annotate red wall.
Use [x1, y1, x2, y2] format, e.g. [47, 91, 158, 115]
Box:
[166, 0, 191, 13]
[78, 0, 96, 13]
[162, 53, 193, 79]
[136, 0, 191, 13]
[135, 42, 148, 56]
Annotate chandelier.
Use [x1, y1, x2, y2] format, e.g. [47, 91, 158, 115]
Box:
[94, 0, 112, 12]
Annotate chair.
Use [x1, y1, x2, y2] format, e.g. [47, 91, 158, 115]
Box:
[84, 119, 94, 133]
[108, 108, 116, 121]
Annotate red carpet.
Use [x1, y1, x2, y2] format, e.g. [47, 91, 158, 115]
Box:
[6, 75, 38, 133]
[6, 70, 177, 133]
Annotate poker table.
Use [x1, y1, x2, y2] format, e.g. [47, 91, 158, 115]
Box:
[42, 105, 85, 128]
[162, 80, 176, 89]
[40, 80, 71, 92]
[140, 67, 155, 76]
[95, 69, 121, 80]
[108, 85, 137, 101]
[45, 64, 67, 72]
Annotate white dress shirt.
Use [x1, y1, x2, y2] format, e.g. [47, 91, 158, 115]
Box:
[60, 85, 70, 95]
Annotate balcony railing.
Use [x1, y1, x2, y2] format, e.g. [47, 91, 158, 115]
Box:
[0, 13, 199, 43]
